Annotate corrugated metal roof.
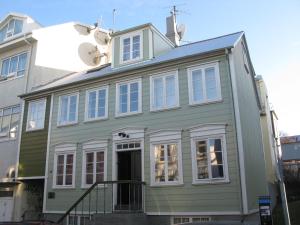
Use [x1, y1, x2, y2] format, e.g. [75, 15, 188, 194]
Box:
[26, 31, 244, 96]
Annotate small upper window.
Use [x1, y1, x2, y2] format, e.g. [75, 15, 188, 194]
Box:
[1, 52, 28, 79]
[116, 78, 142, 116]
[85, 86, 108, 121]
[58, 93, 78, 126]
[150, 71, 179, 111]
[26, 99, 46, 131]
[187, 62, 221, 105]
[120, 32, 142, 63]
[0, 19, 23, 42]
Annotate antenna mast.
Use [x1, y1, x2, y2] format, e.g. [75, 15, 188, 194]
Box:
[112, 9, 117, 29]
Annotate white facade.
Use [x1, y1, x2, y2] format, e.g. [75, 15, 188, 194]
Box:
[0, 12, 110, 221]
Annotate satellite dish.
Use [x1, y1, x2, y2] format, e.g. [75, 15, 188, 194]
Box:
[177, 24, 186, 41]
[94, 29, 110, 44]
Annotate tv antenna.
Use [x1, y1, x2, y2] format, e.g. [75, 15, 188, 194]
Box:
[112, 9, 117, 29]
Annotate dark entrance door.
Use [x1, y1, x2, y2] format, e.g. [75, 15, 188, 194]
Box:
[117, 150, 142, 211]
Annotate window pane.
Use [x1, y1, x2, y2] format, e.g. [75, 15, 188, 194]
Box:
[14, 20, 23, 35]
[205, 67, 218, 100]
[12, 105, 20, 114]
[123, 38, 130, 61]
[8, 20, 14, 31]
[155, 145, 165, 182]
[132, 35, 140, 59]
[96, 173, 104, 182]
[97, 89, 106, 117]
[167, 144, 178, 181]
[119, 84, 128, 113]
[0, 25, 7, 42]
[9, 113, 19, 138]
[60, 96, 68, 123]
[86, 174, 93, 184]
[56, 175, 63, 185]
[58, 155, 64, 165]
[130, 82, 138, 112]
[0, 115, 10, 135]
[66, 154, 73, 164]
[9, 56, 18, 74]
[65, 175, 73, 185]
[153, 78, 163, 108]
[96, 152, 104, 162]
[196, 141, 208, 179]
[88, 91, 96, 119]
[17, 53, 27, 77]
[1, 59, 9, 77]
[28, 100, 45, 130]
[69, 95, 77, 122]
[192, 69, 203, 102]
[211, 165, 224, 178]
[166, 75, 176, 107]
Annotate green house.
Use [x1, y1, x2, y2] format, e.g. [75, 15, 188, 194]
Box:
[18, 14, 269, 225]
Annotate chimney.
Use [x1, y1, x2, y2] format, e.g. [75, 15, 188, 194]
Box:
[166, 12, 180, 46]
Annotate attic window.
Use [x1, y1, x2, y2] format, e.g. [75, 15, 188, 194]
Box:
[0, 19, 23, 42]
[120, 31, 142, 63]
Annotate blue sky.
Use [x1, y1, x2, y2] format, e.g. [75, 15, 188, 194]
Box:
[1, 0, 300, 135]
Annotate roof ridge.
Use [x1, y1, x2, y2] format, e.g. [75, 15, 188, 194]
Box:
[179, 31, 244, 48]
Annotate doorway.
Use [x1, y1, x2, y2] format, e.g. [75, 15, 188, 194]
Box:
[116, 149, 142, 211]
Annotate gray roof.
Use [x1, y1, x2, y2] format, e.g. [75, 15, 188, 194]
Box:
[25, 31, 244, 97]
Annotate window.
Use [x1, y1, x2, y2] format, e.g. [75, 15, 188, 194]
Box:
[26, 99, 46, 131]
[187, 62, 221, 105]
[85, 86, 108, 121]
[116, 79, 142, 116]
[120, 32, 142, 63]
[0, 105, 20, 139]
[0, 19, 23, 42]
[150, 71, 179, 111]
[53, 144, 76, 188]
[172, 217, 210, 225]
[190, 124, 228, 184]
[1, 52, 28, 79]
[150, 130, 183, 186]
[83, 151, 105, 187]
[58, 93, 79, 126]
[242, 42, 250, 74]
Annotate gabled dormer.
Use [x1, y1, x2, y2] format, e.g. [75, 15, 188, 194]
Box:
[0, 13, 41, 43]
[111, 23, 174, 68]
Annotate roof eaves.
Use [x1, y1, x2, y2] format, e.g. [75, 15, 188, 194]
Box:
[110, 23, 153, 37]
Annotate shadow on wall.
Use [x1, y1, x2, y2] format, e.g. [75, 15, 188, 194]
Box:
[78, 42, 100, 67]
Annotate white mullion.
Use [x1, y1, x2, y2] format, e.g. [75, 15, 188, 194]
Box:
[130, 36, 133, 60]
[164, 144, 169, 182]
[16, 55, 20, 77]
[127, 83, 131, 113]
[207, 139, 212, 179]
[63, 154, 67, 186]
[202, 68, 207, 101]
[93, 151, 96, 183]
[67, 96, 70, 122]
[95, 91, 99, 119]
[8, 109, 12, 137]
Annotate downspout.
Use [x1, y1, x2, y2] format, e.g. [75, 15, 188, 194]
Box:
[225, 48, 247, 219]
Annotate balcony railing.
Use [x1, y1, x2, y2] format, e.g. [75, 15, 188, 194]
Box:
[56, 180, 146, 225]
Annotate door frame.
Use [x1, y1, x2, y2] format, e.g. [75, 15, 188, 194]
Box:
[112, 128, 145, 211]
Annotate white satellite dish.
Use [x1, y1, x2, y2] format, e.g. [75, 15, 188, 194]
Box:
[177, 24, 186, 41]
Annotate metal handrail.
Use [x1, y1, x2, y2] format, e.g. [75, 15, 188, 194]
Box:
[56, 180, 145, 224]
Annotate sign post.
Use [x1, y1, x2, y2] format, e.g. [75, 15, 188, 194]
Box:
[258, 196, 273, 225]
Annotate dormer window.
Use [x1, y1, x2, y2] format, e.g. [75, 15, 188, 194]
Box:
[120, 31, 142, 63]
[0, 19, 23, 42]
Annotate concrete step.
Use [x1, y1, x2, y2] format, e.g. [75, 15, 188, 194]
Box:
[92, 213, 148, 225]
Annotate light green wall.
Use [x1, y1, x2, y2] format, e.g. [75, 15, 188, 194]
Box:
[45, 55, 243, 214]
[232, 39, 268, 211]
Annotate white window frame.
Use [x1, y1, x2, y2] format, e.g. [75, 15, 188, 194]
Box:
[0, 52, 28, 79]
[189, 124, 229, 184]
[0, 18, 23, 42]
[57, 92, 79, 126]
[149, 130, 183, 186]
[115, 78, 142, 117]
[0, 105, 20, 139]
[53, 144, 76, 189]
[81, 140, 108, 188]
[172, 216, 211, 225]
[26, 98, 46, 131]
[84, 86, 109, 122]
[119, 31, 143, 64]
[187, 62, 222, 105]
[150, 70, 180, 111]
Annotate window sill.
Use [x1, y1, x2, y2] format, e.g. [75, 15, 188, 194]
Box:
[120, 57, 142, 65]
[26, 127, 45, 132]
[57, 122, 78, 128]
[52, 186, 75, 190]
[192, 179, 230, 185]
[150, 182, 184, 187]
[0, 74, 25, 84]
[189, 99, 223, 107]
[115, 111, 143, 119]
[83, 117, 108, 124]
[150, 106, 180, 113]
